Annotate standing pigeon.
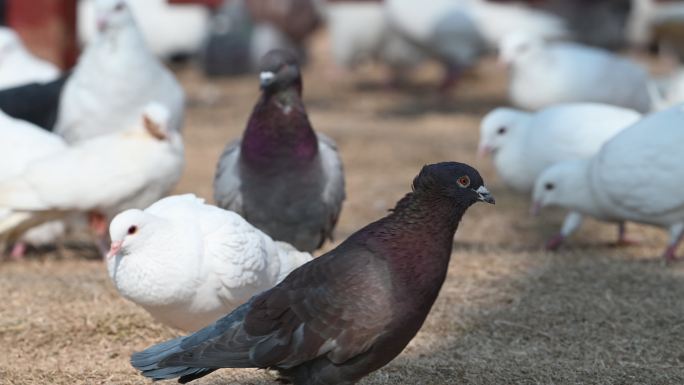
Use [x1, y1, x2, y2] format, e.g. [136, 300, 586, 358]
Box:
[478, 103, 641, 250]
[500, 33, 652, 112]
[0, 102, 184, 251]
[532, 104, 684, 262]
[0, 110, 67, 258]
[214, 49, 345, 252]
[385, 0, 486, 90]
[0, 27, 60, 90]
[55, 0, 185, 143]
[107, 194, 312, 332]
[131, 162, 495, 384]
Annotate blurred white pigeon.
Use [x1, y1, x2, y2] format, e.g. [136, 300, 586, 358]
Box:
[0, 27, 60, 90]
[468, 0, 569, 49]
[0, 102, 184, 251]
[385, 0, 486, 90]
[106, 194, 312, 331]
[55, 0, 185, 143]
[0, 110, 67, 258]
[78, 0, 210, 58]
[532, 104, 684, 263]
[500, 33, 652, 113]
[324, 2, 425, 77]
[479, 103, 642, 250]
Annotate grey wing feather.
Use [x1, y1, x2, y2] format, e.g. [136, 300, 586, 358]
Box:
[213, 139, 243, 212]
[317, 133, 346, 240]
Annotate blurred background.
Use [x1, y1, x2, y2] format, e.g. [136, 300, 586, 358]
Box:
[2, 1, 684, 384]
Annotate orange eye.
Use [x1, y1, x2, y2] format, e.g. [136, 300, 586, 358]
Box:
[457, 176, 470, 188]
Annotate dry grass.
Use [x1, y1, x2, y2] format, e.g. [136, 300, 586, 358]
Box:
[2, 31, 684, 385]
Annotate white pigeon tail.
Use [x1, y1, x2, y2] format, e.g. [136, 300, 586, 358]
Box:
[0, 102, 184, 244]
[534, 104, 684, 262]
[106, 194, 313, 332]
[55, 0, 185, 143]
[0, 27, 60, 90]
[500, 33, 652, 112]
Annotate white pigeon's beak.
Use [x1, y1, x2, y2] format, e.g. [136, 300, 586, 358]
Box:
[477, 144, 492, 158]
[106, 240, 123, 260]
[530, 201, 542, 216]
[259, 71, 276, 89]
[475, 186, 495, 204]
[97, 18, 108, 32]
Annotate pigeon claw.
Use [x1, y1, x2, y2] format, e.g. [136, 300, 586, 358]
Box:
[545, 234, 565, 251]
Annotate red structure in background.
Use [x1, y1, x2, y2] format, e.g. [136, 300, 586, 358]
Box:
[6, 0, 78, 70]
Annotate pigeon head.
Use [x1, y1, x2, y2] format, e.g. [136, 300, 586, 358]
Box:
[478, 107, 530, 157]
[258, 49, 302, 94]
[95, 0, 134, 33]
[413, 162, 495, 206]
[108, 209, 158, 260]
[531, 159, 590, 215]
[499, 32, 544, 66]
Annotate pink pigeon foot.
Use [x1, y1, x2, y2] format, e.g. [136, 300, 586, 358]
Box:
[88, 212, 108, 237]
[545, 233, 565, 251]
[10, 242, 27, 261]
[662, 245, 679, 265]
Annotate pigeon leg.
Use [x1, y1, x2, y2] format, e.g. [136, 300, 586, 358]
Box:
[662, 223, 684, 264]
[545, 233, 565, 251]
[439, 65, 461, 93]
[546, 211, 583, 251]
[615, 222, 639, 246]
[88, 211, 110, 259]
[10, 242, 27, 261]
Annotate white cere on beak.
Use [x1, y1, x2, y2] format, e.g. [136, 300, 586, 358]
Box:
[260, 71, 275, 83]
[475, 185, 495, 204]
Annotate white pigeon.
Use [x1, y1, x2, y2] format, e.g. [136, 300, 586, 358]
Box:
[0, 102, 184, 248]
[55, 0, 185, 143]
[384, 0, 486, 89]
[0, 110, 67, 257]
[478, 103, 642, 250]
[532, 104, 684, 263]
[77, 0, 210, 58]
[500, 33, 652, 113]
[106, 194, 313, 332]
[468, 0, 569, 49]
[324, 2, 425, 75]
[0, 27, 60, 90]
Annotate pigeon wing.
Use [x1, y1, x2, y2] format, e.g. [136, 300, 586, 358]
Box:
[317, 133, 345, 241]
[150, 246, 394, 371]
[213, 139, 243, 213]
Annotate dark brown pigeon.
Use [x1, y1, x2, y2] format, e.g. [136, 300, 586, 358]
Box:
[213, 49, 345, 252]
[132, 161, 494, 385]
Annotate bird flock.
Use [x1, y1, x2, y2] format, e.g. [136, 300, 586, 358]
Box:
[1, 0, 684, 384]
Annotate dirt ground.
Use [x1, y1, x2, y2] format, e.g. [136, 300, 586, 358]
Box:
[2, 31, 684, 385]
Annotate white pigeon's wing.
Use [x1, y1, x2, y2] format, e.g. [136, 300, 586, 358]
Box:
[591, 105, 684, 218]
[213, 139, 243, 213]
[0, 112, 67, 180]
[525, 104, 642, 176]
[317, 133, 346, 240]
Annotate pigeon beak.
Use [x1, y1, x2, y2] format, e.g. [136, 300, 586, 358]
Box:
[259, 71, 276, 89]
[97, 18, 108, 32]
[530, 201, 542, 216]
[106, 240, 123, 260]
[475, 186, 495, 204]
[477, 144, 492, 158]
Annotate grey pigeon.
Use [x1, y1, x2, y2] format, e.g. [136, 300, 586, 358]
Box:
[214, 49, 344, 252]
[131, 161, 495, 385]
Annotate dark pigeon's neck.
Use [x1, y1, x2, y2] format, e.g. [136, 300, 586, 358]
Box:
[240, 84, 318, 167]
